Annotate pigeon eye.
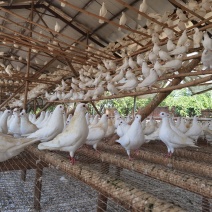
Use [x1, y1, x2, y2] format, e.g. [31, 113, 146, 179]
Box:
[83, 104, 85, 107]
[59, 105, 62, 108]
[161, 113, 164, 115]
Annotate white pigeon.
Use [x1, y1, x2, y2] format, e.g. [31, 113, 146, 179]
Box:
[116, 57, 129, 71]
[99, 2, 107, 24]
[63, 89, 73, 100]
[128, 57, 137, 69]
[177, 20, 186, 31]
[5, 65, 13, 76]
[193, 28, 203, 48]
[138, 0, 148, 20]
[114, 110, 123, 128]
[7, 110, 21, 137]
[117, 73, 138, 91]
[0, 134, 39, 162]
[0, 109, 11, 134]
[148, 50, 157, 64]
[159, 112, 197, 157]
[161, 54, 183, 73]
[177, 117, 189, 133]
[93, 82, 105, 99]
[107, 82, 118, 95]
[169, 43, 190, 55]
[176, 9, 188, 22]
[143, 117, 156, 135]
[116, 119, 130, 137]
[137, 68, 158, 89]
[65, 114, 72, 128]
[34, 111, 45, 126]
[185, 116, 202, 142]
[54, 21, 61, 32]
[86, 114, 108, 151]
[153, 59, 163, 77]
[20, 110, 38, 135]
[105, 118, 115, 138]
[177, 30, 188, 46]
[27, 105, 64, 141]
[163, 28, 175, 40]
[158, 49, 172, 61]
[201, 49, 212, 69]
[107, 60, 116, 70]
[38, 103, 88, 165]
[202, 31, 212, 51]
[116, 114, 145, 160]
[136, 54, 144, 67]
[152, 43, 160, 55]
[167, 39, 176, 52]
[89, 114, 99, 127]
[141, 59, 150, 78]
[118, 12, 127, 31]
[37, 111, 51, 129]
[112, 69, 125, 83]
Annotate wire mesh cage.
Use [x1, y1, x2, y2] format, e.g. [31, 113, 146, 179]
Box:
[0, 140, 212, 212]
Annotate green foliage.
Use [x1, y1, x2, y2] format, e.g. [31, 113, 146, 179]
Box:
[161, 89, 212, 117]
[95, 88, 212, 117]
[95, 97, 151, 116]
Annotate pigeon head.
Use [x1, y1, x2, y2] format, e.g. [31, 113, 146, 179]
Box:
[159, 112, 168, 118]
[135, 114, 141, 121]
[6, 109, 11, 114]
[75, 103, 87, 113]
[56, 104, 64, 111]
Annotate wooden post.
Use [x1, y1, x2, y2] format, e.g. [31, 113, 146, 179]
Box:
[133, 96, 136, 118]
[34, 162, 43, 211]
[23, 1, 33, 110]
[90, 101, 101, 116]
[139, 59, 200, 121]
[97, 162, 109, 212]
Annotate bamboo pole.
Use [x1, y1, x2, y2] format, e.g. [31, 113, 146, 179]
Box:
[168, 0, 205, 21]
[90, 101, 101, 116]
[97, 143, 212, 179]
[58, 0, 151, 38]
[0, 58, 57, 109]
[23, 1, 34, 110]
[77, 147, 212, 198]
[26, 146, 185, 211]
[114, 0, 176, 30]
[0, 6, 115, 60]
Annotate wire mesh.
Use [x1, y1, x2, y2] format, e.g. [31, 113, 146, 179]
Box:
[0, 141, 212, 212]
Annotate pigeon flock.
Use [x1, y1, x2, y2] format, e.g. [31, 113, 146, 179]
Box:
[1, 0, 211, 109]
[0, 103, 212, 164]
